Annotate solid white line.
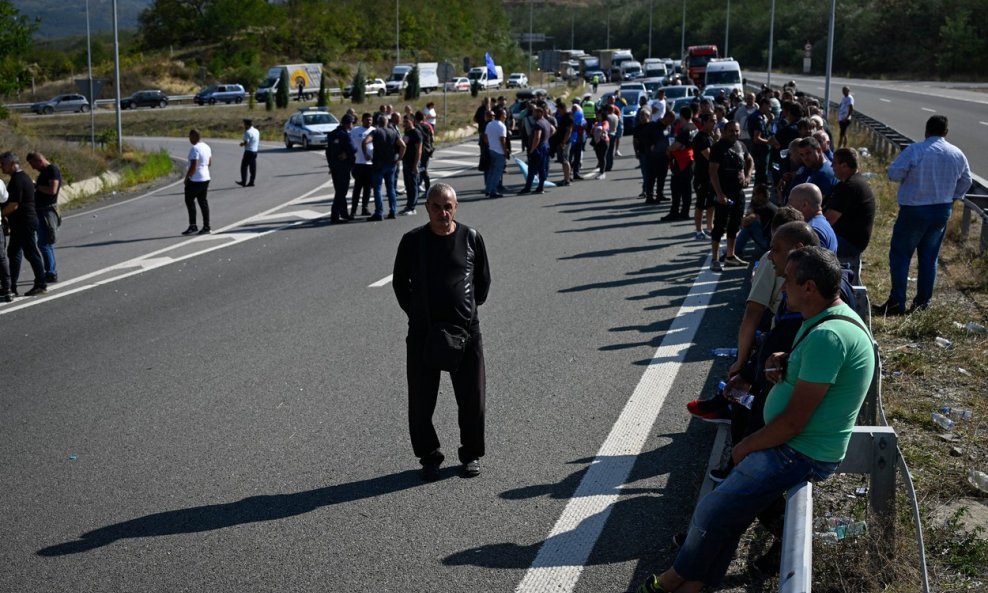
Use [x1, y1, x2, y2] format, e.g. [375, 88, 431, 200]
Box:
[880, 98, 891, 103]
[515, 258, 720, 593]
[980, 121, 988, 127]
[369, 274, 393, 288]
[921, 107, 936, 112]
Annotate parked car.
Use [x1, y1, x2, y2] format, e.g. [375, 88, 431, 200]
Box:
[701, 84, 738, 103]
[444, 77, 470, 92]
[619, 82, 647, 94]
[31, 94, 90, 115]
[641, 77, 665, 98]
[618, 89, 649, 131]
[657, 85, 700, 110]
[506, 73, 528, 88]
[343, 78, 386, 99]
[194, 84, 246, 105]
[584, 70, 608, 83]
[669, 96, 699, 115]
[283, 108, 339, 149]
[120, 90, 169, 109]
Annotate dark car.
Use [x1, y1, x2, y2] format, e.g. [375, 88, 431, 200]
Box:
[121, 90, 169, 110]
[194, 84, 246, 105]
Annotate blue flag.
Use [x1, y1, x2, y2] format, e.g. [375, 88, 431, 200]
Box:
[485, 52, 497, 80]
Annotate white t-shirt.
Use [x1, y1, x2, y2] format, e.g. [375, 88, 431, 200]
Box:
[734, 105, 758, 140]
[485, 120, 507, 155]
[838, 95, 854, 121]
[0, 179, 8, 204]
[649, 99, 666, 122]
[188, 142, 212, 182]
[352, 126, 373, 165]
[243, 127, 260, 152]
[425, 107, 437, 127]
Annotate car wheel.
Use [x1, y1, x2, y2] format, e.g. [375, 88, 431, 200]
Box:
[235, 97, 243, 104]
[43, 106, 54, 115]
[378, 89, 385, 97]
[285, 134, 293, 149]
[80, 104, 90, 113]
[302, 136, 310, 149]
[159, 100, 167, 108]
[208, 98, 216, 105]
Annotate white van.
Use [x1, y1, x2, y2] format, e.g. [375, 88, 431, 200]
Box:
[703, 59, 742, 93]
[620, 61, 643, 81]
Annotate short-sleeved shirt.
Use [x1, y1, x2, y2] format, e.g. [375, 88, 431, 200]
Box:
[370, 127, 400, 169]
[763, 304, 874, 462]
[808, 213, 838, 252]
[6, 170, 37, 226]
[837, 95, 854, 121]
[533, 118, 552, 149]
[551, 112, 573, 147]
[827, 172, 876, 251]
[352, 126, 373, 165]
[746, 111, 768, 142]
[671, 121, 696, 170]
[570, 109, 585, 142]
[804, 161, 839, 199]
[692, 130, 714, 181]
[402, 127, 422, 166]
[485, 120, 507, 155]
[243, 127, 260, 152]
[746, 252, 784, 314]
[0, 179, 8, 205]
[187, 141, 212, 182]
[709, 138, 748, 194]
[649, 99, 667, 122]
[35, 162, 62, 208]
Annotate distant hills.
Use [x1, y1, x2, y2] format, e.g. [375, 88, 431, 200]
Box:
[13, 0, 150, 39]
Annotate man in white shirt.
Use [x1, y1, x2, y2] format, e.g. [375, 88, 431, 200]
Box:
[649, 89, 667, 123]
[183, 129, 213, 235]
[0, 178, 11, 302]
[349, 112, 374, 217]
[734, 92, 759, 151]
[837, 87, 854, 148]
[483, 109, 509, 198]
[237, 118, 260, 187]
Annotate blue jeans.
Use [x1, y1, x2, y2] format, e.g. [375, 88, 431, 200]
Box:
[524, 145, 549, 191]
[485, 151, 506, 196]
[735, 219, 768, 257]
[888, 202, 952, 307]
[673, 445, 838, 585]
[37, 209, 57, 276]
[371, 162, 398, 217]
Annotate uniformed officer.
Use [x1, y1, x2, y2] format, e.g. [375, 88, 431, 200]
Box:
[326, 115, 357, 224]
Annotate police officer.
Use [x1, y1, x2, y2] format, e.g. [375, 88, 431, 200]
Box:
[326, 114, 356, 224]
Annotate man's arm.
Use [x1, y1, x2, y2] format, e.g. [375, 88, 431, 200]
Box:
[824, 209, 843, 225]
[887, 145, 912, 182]
[0, 202, 15, 217]
[729, 300, 768, 376]
[396, 137, 406, 161]
[499, 133, 510, 155]
[954, 161, 973, 200]
[392, 234, 415, 315]
[36, 171, 60, 196]
[529, 128, 542, 153]
[732, 380, 830, 464]
[185, 159, 197, 180]
[362, 134, 373, 161]
[743, 151, 754, 186]
[473, 231, 491, 306]
[411, 139, 422, 170]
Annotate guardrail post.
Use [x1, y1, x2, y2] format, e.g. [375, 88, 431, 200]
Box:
[981, 217, 988, 254]
[779, 481, 813, 593]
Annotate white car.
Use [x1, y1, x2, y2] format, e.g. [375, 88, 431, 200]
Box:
[283, 108, 339, 149]
[506, 73, 528, 88]
[343, 78, 386, 99]
[444, 77, 470, 92]
[619, 82, 646, 94]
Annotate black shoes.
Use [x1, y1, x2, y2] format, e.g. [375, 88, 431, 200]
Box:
[461, 459, 481, 478]
[181, 225, 198, 235]
[872, 300, 905, 316]
[518, 187, 531, 194]
[367, 214, 383, 221]
[198, 227, 211, 235]
[386, 213, 397, 220]
[25, 285, 47, 297]
[361, 208, 373, 216]
[660, 213, 679, 221]
[421, 463, 441, 482]
[235, 180, 245, 186]
[45, 273, 58, 283]
[1, 292, 12, 303]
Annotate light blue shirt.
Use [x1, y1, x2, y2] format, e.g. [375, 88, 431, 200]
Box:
[242, 126, 260, 152]
[888, 136, 972, 206]
[808, 213, 838, 253]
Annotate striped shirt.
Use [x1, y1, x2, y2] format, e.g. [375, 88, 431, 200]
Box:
[888, 136, 972, 206]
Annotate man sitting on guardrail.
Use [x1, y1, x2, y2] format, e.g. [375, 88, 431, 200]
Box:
[636, 246, 875, 593]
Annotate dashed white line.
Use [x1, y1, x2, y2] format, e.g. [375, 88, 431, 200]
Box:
[980, 121, 988, 127]
[922, 107, 936, 112]
[368, 274, 393, 288]
[880, 98, 891, 103]
[515, 259, 720, 593]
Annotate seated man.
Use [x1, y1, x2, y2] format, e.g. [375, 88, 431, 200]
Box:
[637, 246, 875, 593]
[788, 182, 837, 252]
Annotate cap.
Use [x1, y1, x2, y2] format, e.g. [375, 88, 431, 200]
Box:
[243, 118, 253, 125]
[341, 114, 356, 125]
[572, 98, 581, 104]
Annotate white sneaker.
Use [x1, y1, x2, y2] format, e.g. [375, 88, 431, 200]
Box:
[694, 231, 707, 241]
[616, 150, 624, 157]
[399, 209, 417, 216]
[598, 172, 606, 180]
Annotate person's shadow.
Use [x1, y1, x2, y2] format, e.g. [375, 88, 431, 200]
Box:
[37, 469, 426, 556]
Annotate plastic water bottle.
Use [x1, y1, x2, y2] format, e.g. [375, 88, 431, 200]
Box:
[716, 380, 727, 397]
[934, 336, 953, 349]
[712, 347, 738, 358]
[931, 412, 955, 430]
[725, 386, 755, 409]
[968, 469, 988, 494]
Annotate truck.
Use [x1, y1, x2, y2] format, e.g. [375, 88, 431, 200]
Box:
[467, 65, 504, 90]
[594, 49, 635, 82]
[683, 45, 719, 88]
[385, 63, 440, 95]
[255, 63, 323, 102]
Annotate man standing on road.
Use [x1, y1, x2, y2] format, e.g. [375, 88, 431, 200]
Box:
[837, 86, 854, 149]
[325, 114, 356, 224]
[392, 183, 491, 482]
[0, 177, 12, 301]
[708, 121, 754, 272]
[747, 99, 772, 187]
[350, 112, 374, 218]
[399, 114, 423, 215]
[483, 108, 509, 198]
[364, 113, 405, 221]
[519, 105, 553, 194]
[0, 152, 48, 296]
[874, 115, 972, 315]
[636, 246, 874, 593]
[26, 152, 61, 283]
[182, 129, 212, 235]
[237, 119, 259, 187]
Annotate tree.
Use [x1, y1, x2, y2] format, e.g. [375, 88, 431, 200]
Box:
[352, 64, 367, 104]
[404, 66, 420, 101]
[317, 73, 327, 107]
[276, 69, 290, 108]
[0, 0, 38, 95]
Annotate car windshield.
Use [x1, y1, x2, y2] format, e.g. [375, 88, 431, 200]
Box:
[706, 71, 741, 85]
[304, 113, 337, 125]
[663, 87, 689, 99]
[687, 54, 714, 68]
[201, 86, 217, 94]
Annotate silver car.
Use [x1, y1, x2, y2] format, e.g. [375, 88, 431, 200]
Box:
[283, 109, 339, 149]
[31, 94, 90, 115]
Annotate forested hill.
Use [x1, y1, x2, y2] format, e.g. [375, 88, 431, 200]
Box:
[11, 0, 148, 38]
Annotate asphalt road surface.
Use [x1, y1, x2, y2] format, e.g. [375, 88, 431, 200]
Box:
[746, 73, 988, 180]
[2, 127, 750, 592]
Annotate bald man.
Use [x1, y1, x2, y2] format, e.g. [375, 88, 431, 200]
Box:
[788, 183, 837, 252]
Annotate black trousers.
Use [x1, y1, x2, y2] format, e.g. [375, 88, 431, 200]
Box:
[406, 330, 486, 465]
[7, 222, 46, 289]
[350, 164, 372, 214]
[0, 224, 12, 293]
[651, 156, 669, 200]
[184, 180, 210, 227]
[330, 164, 352, 221]
[670, 165, 693, 215]
[240, 151, 257, 184]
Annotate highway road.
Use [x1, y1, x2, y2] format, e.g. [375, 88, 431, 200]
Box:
[1, 120, 749, 592]
[746, 73, 988, 180]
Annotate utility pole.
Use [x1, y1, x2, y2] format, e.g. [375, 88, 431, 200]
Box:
[824, 0, 836, 119]
[528, 0, 533, 82]
[680, 0, 686, 58]
[767, 0, 776, 87]
[396, 0, 400, 65]
[648, 0, 654, 58]
[112, 0, 122, 154]
[86, 0, 95, 151]
[724, 0, 730, 56]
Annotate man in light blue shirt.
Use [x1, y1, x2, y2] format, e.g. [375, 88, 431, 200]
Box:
[237, 118, 260, 187]
[874, 115, 972, 315]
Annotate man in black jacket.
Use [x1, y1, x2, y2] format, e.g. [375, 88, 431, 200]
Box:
[392, 183, 492, 481]
[325, 114, 356, 224]
[1, 152, 47, 297]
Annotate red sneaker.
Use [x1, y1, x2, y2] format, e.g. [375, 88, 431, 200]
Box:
[686, 397, 732, 424]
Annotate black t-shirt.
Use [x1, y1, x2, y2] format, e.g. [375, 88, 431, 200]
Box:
[550, 112, 573, 147]
[746, 111, 768, 142]
[35, 162, 62, 208]
[402, 127, 422, 166]
[753, 201, 778, 236]
[709, 138, 747, 193]
[827, 173, 876, 251]
[693, 130, 714, 180]
[370, 127, 400, 169]
[6, 170, 37, 226]
[393, 223, 492, 334]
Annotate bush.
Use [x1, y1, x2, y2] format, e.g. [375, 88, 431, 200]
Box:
[265, 91, 273, 112]
[276, 70, 289, 109]
[352, 64, 367, 105]
[317, 75, 327, 107]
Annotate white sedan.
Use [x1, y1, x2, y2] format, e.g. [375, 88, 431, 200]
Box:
[507, 73, 528, 88]
[445, 77, 470, 92]
[283, 108, 339, 149]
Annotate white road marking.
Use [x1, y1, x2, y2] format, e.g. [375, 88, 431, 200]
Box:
[515, 258, 720, 593]
[922, 107, 936, 112]
[441, 149, 481, 156]
[369, 274, 393, 288]
[880, 98, 891, 103]
[980, 121, 988, 127]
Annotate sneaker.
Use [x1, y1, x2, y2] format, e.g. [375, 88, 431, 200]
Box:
[694, 231, 707, 241]
[235, 180, 246, 187]
[872, 300, 905, 316]
[1, 292, 12, 303]
[572, 174, 584, 180]
[181, 225, 198, 235]
[198, 227, 211, 235]
[386, 213, 397, 220]
[686, 396, 731, 424]
[724, 255, 748, 267]
[25, 285, 47, 297]
[361, 208, 373, 216]
[598, 173, 606, 180]
[399, 209, 417, 216]
[616, 150, 624, 157]
[708, 467, 731, 482]
[635, 574, 668, 593]
[45, 273, 58, 283]
[462, 459, 481, 478]
[367, 214, 384, 221]
[710, 260, 723, 273]
[518, 187, 532, 194]
[421, 463, 441, 482]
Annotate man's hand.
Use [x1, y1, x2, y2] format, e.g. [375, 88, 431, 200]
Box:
[764, 352, 788, 384]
